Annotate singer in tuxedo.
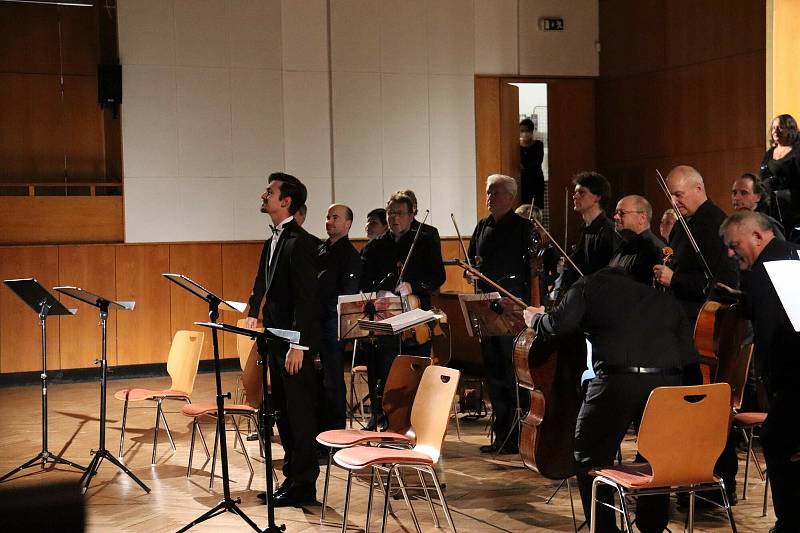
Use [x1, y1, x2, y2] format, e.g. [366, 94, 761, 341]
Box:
[246, 172, 321, 507]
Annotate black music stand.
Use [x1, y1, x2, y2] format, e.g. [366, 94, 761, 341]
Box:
[0, 279, 86, 482]
[192, 321, 298, 533]
[162, 274, 272, 533]
[53, 286, 150, 495]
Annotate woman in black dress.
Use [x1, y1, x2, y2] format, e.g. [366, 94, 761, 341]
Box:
[760, 114, 800, 238]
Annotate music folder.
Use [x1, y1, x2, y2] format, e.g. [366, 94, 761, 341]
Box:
[163, 273, 246, 313]
[764, 260, 800, 332]
[4, 278, 76, 316]
[457, 292, 525, 337]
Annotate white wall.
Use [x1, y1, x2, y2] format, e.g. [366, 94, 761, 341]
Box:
[119, 0, 598, 242]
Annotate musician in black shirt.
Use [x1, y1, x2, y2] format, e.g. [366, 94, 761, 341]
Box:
[467, 174, 533, 454]
[525, 267, 698, 533]
[609, 195, 666, 286]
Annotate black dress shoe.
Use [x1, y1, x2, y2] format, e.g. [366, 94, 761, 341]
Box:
[273, 484, 317, 508]
[365, 414, 387, 432]
[257, 480, 293, 502]
[479, 442, 518, 454]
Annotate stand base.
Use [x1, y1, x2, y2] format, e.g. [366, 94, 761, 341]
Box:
[79, 448, 150, 495]
[0, 451, 86, 482]
[177, 497, 262, 533]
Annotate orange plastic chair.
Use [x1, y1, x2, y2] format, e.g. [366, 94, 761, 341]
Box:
[333, 365, 461, 533]
[181, 332, 271, 488]
[114, 330, 205, 464]
[589, 383, 736, 533]
[317, 355, 430, 521]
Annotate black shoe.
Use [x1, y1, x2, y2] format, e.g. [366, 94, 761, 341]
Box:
[246, 431, 260, 442]
[479, 441, 518, 454]
[273, 484, 317, 508]
[257, 480, 293, 502]
[365, 413, 387, 432]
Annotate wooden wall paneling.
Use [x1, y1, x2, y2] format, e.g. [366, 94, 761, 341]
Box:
[0, 197, 124, 245]
[474, 77, 501, 221]
[0, 3, 59, 74]
[439, 238, 473, 294]
[57, 245, 117, 369]
[0, 73, 64, 181]
[63, 75, 105, 180]
[0, 246, 60, 373]
[220, 243, 263, 359]
[59, 4, 98, 75]
[547, 78, 596, 249]
[115, 245, 172, 366]
[169, 244, 223, 360]
[499, 82, 521, 201]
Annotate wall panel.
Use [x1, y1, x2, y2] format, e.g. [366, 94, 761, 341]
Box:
[220, 243, 263, 359]
[115, 245, 172, 365]
[0, 246, 60, 373]
[168, 244, 223, 360]
[57, 245, 117, 369]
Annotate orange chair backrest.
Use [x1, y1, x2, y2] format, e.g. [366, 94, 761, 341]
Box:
[166, 330, 205, 395]
[637, 383, 731, 487]
[382, 355, 431, 434]
[240, 340, 264, 409]
[409, 365, 460, 463]
[235, 318, 261, 372]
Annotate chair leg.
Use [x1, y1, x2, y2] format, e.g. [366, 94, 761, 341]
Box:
[718, 479, 738, 533]
[393, 467, 421, 533]
[380, 465, 396, 533]
[341, 470, 353, 533]
[187, 419, 197, 477]
[321, 448, 334, 521]
[762, 471, 770, 517]
[151, 399, 163, 465]
[197, 421, 210, 459]
[426, 465, 457, 533]
[160, 404, 177, 451]
[232, 417, 254, 476]
[118, 396, 129, 459]
[416, 468, 438, 527]
[366, 467, 376, 533]
[451, 398, 461, 441]
[590, 478, 599, 533]
[616, 486, 633, 533]
[688, 490, 696, 533]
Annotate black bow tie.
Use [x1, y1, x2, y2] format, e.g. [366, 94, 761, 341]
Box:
[270, 224, 280, 236]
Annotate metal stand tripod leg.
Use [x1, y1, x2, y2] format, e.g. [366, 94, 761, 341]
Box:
[0, 307, 85, 482]
[80, 307, 150, 495]
[494, 376, 523, 457]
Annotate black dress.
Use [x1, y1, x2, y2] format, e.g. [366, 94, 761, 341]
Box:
[520, 140, 545, 207]
[760, 145, 800, 229]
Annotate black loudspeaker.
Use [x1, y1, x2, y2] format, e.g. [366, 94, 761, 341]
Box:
[98, 64, 122, 105]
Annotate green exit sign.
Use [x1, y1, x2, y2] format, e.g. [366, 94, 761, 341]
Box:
[539, 17, 565, 32]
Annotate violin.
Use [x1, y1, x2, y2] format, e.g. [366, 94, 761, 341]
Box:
[653, 246, 673, 290]
[396, 210, 433, 345]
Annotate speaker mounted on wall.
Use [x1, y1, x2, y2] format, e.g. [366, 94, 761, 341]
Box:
[98, 64, 122, 106]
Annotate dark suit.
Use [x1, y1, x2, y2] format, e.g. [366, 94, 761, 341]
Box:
[608, 229, 666, 286]
[741, 238, 800, 532]
[532, 268, 698, 533]
[248, 219, 321, 488]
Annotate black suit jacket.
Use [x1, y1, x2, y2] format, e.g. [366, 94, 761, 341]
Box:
[247, 219, 321, 353]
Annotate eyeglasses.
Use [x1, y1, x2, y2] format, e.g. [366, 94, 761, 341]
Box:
[613, 209, 644, 217]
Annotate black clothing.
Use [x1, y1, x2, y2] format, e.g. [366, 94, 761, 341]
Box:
[667, 200, 739, 325]
[247, 219, 321, 487]
[562, 212, 622, 289]
[468, 211, 533, 302]
[359, 228, 445, 311]
[520, 140, 545, 207]
[468, 211, 533, 446]
[411, 218, 441, 247]
[740, 237, 800, 531]
[608, 229, 666, 286]
[760, 145, 800, 228]
[317, 236, 361, 431]
[532, 268, 699, 533]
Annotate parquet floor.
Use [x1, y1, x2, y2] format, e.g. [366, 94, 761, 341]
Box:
[0, 371, 775, 532]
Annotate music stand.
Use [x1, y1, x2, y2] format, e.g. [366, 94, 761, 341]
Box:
[0, 279, 86, 482]
[457, 292, 526, 455]
[192, 321, 299, 533]
[53, 286, 150, 495]
[162, 273, 267, 533]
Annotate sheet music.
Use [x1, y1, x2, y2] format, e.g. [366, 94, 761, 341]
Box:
[764, 260, 800, 332]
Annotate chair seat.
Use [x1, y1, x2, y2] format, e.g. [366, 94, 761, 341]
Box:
[114, 388, 188, 402]
[334, 445, 433, 470]
[593, 463, 655, 488]
[352, 365, 368, 373]
[181, 402, 257, 417]
[733, 411, 767, 427]
[316, 429, 411, 448]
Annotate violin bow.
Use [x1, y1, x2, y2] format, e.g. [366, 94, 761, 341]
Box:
[530, 215, 584, 277]
[453, 259, 528, 309]
[397, 209, 430, 286]
[655, 169, 713, 281]
[563, 187, 570, 250]
[450, 213, 478, 293]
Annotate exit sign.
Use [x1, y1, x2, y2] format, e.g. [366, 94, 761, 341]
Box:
[539, 17, 565, 32]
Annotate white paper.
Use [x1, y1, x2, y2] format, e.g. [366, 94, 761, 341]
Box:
[764, 260, 800, 332]
[223, 300, 247, 313]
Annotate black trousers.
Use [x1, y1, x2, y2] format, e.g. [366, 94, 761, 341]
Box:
[762, 390, 800, 532]
[364, 335, 430, 418]
[266, 339, 320, 488]
[318, 316, 346, 431]
[480, 335, 525, 445]
[575, 373, 680, 533]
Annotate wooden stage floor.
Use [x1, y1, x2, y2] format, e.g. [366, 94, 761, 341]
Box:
[0, 371, 775, 532]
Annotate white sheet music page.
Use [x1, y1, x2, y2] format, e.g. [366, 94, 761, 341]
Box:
[763, 260, 800, 332]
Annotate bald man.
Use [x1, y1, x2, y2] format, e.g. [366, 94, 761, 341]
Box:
[721, 211, 800, 532]
[317, 203, 361, 430]
[609, 195, 667, 285]
[653, 166, 738, 326]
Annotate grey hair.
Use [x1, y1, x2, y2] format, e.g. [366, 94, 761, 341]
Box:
[486, 174, 518, 198]
[719, 210, 774, 237]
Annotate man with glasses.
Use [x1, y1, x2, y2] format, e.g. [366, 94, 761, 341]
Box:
[609, 195, 666, 286]
[359, 192, 445, 430]
[467, 174, 533, 454]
